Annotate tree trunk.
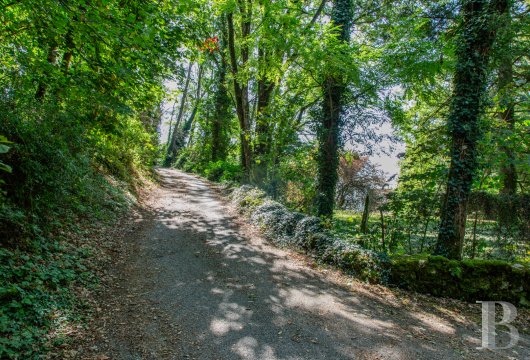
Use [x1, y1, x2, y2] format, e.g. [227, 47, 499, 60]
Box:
[253, 1, 275, 182]
[316, 0, 352, 217]
[211, 18, 231, 163]
[497, 6, 517, 227]
[211, 58, 231, 162]
[175, 65, 203, 152]
[253, 72, 275, 182]
[227, 9, 252, 179]
[35, 43, 58, 100]
[166, 98, 178, 146]
[360, 192, 370, 234]
[166, 61, 193, 165]
[435, 0, 508, 260]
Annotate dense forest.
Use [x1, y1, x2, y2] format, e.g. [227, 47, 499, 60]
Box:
[0, 0, 529, 357]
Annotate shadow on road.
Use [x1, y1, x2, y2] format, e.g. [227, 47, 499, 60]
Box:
[98, 168, 528, 360]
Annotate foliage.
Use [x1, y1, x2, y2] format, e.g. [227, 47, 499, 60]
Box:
[171, 0, 528, 263]
[0, 136, 12, 175]
[1, 0, 528, 354]
[336, 151, 386, 210]
[231, 184, 386, 283]
[315, 0, 355, 218]
[203, 160, 242, 182]
[331, 210, 385, 250]
[0, 102, 140, 244]
[0, 0, 189, 356]
[0, 108, 138, 356]
[0, 135, 12, 203]
[0, 241, 93, 358]
[435, 0, 510, 260]
[275, 143, 319, 213]
[386, 0, 529, 261]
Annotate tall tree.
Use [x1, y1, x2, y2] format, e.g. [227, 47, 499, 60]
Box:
[435, 0, 509, 260]
[166, 62, 193, 165]
[316, 0, 353, 217]
[227, 1, 253, 179]
[211, 27, 232, 162]
[253, 0, 327, 184]
[496, 2, 517, 227]
[253, 2, 275, 183]
[176, 65, 204, 153]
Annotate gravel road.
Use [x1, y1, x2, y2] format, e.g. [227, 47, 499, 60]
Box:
[82, 168, 529, 360]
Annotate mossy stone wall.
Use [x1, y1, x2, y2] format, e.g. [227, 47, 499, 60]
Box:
[387, 255, 529, 306]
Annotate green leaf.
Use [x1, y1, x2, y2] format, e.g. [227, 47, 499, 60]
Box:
[0, 145, 10, 154]
[0, 162, 11, 173]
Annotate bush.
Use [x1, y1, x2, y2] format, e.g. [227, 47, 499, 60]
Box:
[293, 216, 325, 249]
[231, 185, 267, 215]
[231, 184, 384, 283]
[0, 106, 145, 244]
[250, 200, 304, 246]
[203, 160, 242, 182]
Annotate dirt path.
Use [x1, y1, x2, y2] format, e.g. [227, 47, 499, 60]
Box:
[79, 169, 528, 360]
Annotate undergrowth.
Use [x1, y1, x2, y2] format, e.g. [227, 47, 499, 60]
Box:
[0, 102, 154, 358]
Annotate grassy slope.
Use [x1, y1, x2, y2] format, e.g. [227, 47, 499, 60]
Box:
[0, 110, 157, 358]
[0, 174, 142, 358]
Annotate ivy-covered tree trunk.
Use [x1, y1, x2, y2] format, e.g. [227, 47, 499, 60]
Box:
[211, 60, 231, 162]
[316, 0, 352, 217]
[435, 0, 508, 260]
[253, 0, 275, 183]
[497, 4, 517, 227]
[227, 8, 252, 180]
[253, 70, 275, 183]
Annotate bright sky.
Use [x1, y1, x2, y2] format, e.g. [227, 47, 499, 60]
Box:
[345, 121, 404, 187]
[371, 151, 403, 187]
[368, 124, 404, 185]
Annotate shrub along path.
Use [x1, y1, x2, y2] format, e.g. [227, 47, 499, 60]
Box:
[75, 169, 529, 360]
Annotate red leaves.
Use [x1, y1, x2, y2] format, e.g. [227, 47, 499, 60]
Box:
[200, 36, 219, 53]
